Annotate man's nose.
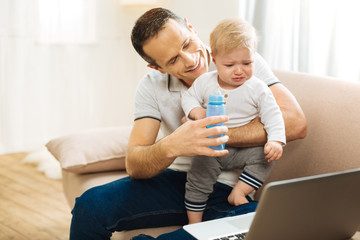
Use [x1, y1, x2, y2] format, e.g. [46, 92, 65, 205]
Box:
[180, 51, 196, 67]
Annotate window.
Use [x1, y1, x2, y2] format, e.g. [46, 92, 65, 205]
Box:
[240, 0, 360, 81]
[38, 0, 96, 44]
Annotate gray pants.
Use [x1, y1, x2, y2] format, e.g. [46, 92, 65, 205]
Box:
[185, 146, 273, 211]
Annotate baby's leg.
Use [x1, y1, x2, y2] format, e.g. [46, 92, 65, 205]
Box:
[224, 147, 271, 206]
[228, 180, 255, 206]
[187, 210, 204, 224]
[185, 155, 222, 223]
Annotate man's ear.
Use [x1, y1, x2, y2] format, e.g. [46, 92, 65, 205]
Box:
[211, 53, 216, 64]
[184, 18, 197, 34]
[147, 64, 166, 74]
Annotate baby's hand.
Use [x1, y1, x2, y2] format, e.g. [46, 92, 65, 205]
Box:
[264, 141, 283, 162]
[188, 107, 207, 120]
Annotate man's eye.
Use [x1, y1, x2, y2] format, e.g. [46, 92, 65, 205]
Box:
[183, 40, 191, 49]
[170, 57, 177, 64]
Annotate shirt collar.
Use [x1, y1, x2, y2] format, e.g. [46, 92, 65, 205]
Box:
[167, 74, 188, 92]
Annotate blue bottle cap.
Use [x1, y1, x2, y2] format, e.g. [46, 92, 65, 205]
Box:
[209, 94, 224, 104]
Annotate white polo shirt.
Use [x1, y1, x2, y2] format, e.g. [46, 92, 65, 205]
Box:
[134, 52, 280, 187]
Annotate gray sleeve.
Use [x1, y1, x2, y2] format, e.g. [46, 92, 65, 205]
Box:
[134, 75, 161, 121]
[253, 52, 280, 86]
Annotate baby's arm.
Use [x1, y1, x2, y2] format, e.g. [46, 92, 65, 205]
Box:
[188, 107, 207, 120]
[181, 78, 207, 121]
[264, 141, 283, 162]
[254, 79, 286, 162]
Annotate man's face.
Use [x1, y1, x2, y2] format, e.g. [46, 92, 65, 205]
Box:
[143, 19, 209, 87]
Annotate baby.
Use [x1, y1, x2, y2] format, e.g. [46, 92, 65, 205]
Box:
[181, 18, 286, 224]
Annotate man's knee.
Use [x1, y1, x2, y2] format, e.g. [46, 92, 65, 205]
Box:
[71, 187, 100, 216]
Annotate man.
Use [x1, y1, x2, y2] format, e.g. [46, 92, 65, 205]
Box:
[70, 8, 306, 240]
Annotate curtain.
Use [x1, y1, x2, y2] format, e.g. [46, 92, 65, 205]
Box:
[239, 0, 360, 82]
[38, 0, 96, 44]
[0, 0, 150, 154]
[3, 0, 356, 154]
[0, 0, 246, 155]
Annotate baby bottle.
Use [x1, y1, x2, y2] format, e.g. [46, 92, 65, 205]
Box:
[206, 94, 226, 150]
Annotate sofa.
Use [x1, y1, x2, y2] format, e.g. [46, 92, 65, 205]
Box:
[47, 70, 360, 239]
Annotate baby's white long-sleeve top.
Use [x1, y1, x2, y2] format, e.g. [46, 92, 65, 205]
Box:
[181, 71, 286, 145]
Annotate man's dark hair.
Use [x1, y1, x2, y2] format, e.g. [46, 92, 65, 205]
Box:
[131, 8, 188, 67]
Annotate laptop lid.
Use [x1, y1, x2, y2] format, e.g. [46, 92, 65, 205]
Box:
[184, 168, 360, 240]
[246, 168, 360, 240]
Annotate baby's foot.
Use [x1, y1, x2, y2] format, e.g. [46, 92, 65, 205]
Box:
[228, 188, 249, 206]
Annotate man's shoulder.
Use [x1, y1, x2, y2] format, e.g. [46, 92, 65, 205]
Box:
[143, 70, 168, 82]
[252, 52, 281, 86]
[138, 70, 168, 89]
[249, 74, 280, 88]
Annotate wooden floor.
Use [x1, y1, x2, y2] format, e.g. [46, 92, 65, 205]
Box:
[0, 152, 71, 240]
[1, 153, 359, 240]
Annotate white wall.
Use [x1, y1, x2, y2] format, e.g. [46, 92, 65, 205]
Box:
[163, 0, 240, 45]
[0, 0, 240, 153]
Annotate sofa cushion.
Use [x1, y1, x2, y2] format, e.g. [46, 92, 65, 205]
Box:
[46, 126, 131, 173]
[253, 70, 360, 200]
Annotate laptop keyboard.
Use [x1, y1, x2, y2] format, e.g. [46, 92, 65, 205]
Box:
[212, 232, 247, 240]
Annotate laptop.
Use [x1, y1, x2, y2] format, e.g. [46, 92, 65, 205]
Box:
[184, 168, 360, 240]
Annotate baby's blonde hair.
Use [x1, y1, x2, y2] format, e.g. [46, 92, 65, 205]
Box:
[210, 18, 257, 56]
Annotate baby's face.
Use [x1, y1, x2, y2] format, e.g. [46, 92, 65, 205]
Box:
[213, 47, 254, 90]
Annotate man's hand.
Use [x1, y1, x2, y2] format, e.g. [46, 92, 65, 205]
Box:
[126, 116, 229, 179]
[264, 141, 283, 162]
[166, 115, 230, 158]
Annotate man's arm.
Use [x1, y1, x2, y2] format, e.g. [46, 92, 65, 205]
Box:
[126, 116, 230, 179]
[226, 83, 307, 147]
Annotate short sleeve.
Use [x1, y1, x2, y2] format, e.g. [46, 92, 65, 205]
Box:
[253, 52, 280, 86]
[134, 74, 161, 121]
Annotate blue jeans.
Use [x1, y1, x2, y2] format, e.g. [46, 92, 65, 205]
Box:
[69, 169, 258, 240]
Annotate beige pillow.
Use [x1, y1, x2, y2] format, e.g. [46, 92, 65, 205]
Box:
[46, 126, 132, 174]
